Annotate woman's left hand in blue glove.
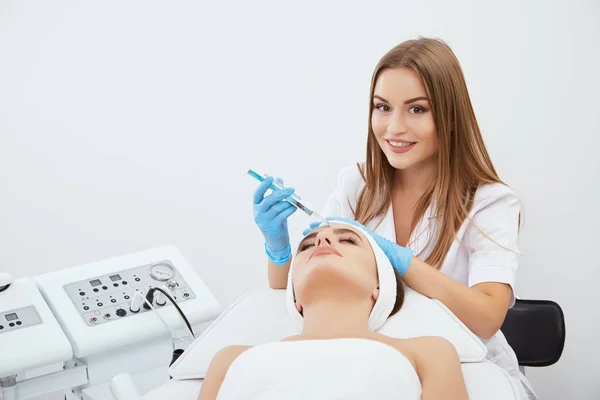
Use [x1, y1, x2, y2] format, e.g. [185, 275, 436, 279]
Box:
[302, 217, 414, 276]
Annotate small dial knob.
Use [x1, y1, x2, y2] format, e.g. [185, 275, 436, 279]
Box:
[155, 292, 166, 306]
[167, 279, 178, 288]
[129, 294, 142, 313]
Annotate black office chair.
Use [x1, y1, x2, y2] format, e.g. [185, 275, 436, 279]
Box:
[501, 299, 566, 368]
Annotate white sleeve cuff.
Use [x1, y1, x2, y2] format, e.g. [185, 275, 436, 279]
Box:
[468, 266, 516, 307]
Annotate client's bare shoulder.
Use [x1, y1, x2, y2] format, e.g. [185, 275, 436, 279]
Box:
[281, 335, 303, 342]
[198, 345, 252, 400]
[368, 333, 419, 370]
[385, 336, 468, 399]
[371, 334, 461, 371]
[397, 336, 459, 360]
[213, 345, 252, 363]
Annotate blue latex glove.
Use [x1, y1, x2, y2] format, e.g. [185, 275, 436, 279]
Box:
[253, 176, 298, 265]
[302, 217, 414, 276]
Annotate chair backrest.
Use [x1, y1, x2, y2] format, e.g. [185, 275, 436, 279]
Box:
[501, 299, 565, 367]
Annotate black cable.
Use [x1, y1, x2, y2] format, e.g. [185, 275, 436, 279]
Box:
[144, 287, 195, 339]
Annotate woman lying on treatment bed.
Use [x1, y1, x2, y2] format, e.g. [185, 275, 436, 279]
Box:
[198, 221, 468, 400]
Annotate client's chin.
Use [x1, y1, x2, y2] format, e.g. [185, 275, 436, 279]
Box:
[297, 262, 367, 304]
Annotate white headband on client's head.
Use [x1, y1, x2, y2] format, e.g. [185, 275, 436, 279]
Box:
[286, 220, 397, 332]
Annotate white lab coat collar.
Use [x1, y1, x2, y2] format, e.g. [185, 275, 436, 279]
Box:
[370, 201, 437, 259]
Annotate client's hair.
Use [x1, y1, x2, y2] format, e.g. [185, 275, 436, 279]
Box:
[390, 267, 405, 316]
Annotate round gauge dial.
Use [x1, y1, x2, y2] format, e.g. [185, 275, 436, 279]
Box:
[149, 263, 175, 281]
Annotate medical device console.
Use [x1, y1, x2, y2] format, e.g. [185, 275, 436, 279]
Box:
[35, 245, 220, 358]
[0, 277, 73, 379]
[0, 246, 220, 400]
[63, 260, 195, 327]
[0, 306, 41, 333]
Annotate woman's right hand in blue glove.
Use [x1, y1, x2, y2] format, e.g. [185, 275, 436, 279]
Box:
[253, 176, 297, 263]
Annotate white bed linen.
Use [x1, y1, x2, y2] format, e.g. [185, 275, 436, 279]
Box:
[143, 360, 519, 400]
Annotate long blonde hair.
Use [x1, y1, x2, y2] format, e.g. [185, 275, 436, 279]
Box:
[354, 37, 504, 269]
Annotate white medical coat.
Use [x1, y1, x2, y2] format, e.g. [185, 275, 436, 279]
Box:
[320, 164, 537, 400]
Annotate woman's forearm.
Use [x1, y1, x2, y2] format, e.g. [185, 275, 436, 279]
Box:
[402, 258, 512, 339]
[268, 258, 291, 289]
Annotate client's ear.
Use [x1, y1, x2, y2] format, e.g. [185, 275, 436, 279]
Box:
[295, 302, 303, 313]
[371, 287, 380, 301]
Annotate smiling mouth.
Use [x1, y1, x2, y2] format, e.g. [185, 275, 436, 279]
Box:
[387, 140, 416, 148]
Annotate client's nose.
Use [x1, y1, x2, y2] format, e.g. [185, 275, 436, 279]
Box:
[315, 229, 335, 247]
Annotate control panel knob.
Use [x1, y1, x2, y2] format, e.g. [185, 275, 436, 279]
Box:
[116, 309, 127, 317]
[167, 279, 178, 288]
[155, 292, 166, 306]
[129, 293, 142, 313]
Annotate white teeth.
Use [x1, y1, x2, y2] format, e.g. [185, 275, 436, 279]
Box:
[388, 141, 415, 148]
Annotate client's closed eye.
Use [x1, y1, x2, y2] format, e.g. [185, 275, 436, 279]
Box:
[298, 235, 358, 252]
[298, 241, 315, 252]
[338, 236, 357, 245]
[297, 228, 363, 253]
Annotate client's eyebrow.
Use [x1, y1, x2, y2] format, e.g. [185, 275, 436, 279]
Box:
[297, 228, 363, 251]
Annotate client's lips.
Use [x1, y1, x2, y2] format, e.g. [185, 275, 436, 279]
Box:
[309, 246, 342, 261]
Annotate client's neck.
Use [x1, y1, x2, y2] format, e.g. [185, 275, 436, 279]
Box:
[300, 297, 371, 339]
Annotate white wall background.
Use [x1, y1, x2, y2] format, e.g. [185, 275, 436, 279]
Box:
[1, 0, 598, 398]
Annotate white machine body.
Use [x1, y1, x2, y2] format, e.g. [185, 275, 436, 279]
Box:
[0, 245, 221, 400]
[34, 245, 220, 358]
[0, 277, 73, 377]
